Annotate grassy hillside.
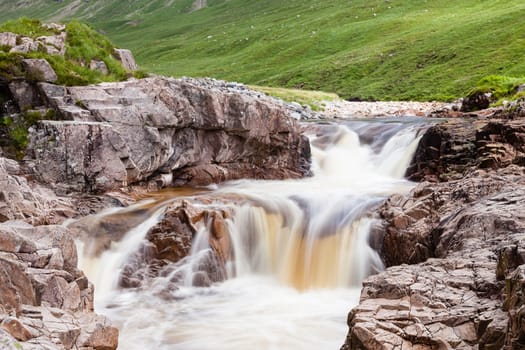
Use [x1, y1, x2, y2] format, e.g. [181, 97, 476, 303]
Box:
[0, 0, 524, 101]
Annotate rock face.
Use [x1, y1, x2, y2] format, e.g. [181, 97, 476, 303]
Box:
[22, 59, 58, 83]
[342, 116, 525, 349]
[26, 77, 311, 192]
[112, 48, 137, 71]
[406, 119, 525, 182]
[0, 221, 118, 350]
[0, 157, 75, 225]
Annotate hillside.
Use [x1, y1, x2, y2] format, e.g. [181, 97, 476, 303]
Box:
[1, 0, 524, 101]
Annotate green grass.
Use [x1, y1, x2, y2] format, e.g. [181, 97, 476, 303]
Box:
[0, 1, 524, 101]
[0, 18, 130, 85]
[249, 85, 340, 111]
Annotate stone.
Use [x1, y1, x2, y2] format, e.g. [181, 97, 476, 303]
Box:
[26, 77, 311, 192]
[89, 60, 109, 75]
[36, 32, 66, 56]
[406, 119, 525, 182]
[0, 328, 20, 350]
[8, 80, 42, 110]
[0, 32, 17, 48]
[1, 317, 33, 341]
[10, 37, 39, 55]
[0, 256, 36, 314]
[22, 59, 58, 83]
[0, 157, 76, 225]
[0, 219, 118, 349]
[460, 91, 494, 112]
[341, 115, 525, 349]
[113, 48, 137, 71]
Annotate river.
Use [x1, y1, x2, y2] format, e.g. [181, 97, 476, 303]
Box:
[75, 118, 428, 350]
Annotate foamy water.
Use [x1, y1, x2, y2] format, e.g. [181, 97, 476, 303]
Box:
[75, 119, 427, 349]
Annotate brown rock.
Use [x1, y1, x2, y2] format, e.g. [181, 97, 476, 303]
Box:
[0, 256, 36, 314]
[1, 317, 33, 341]
[461, 91, 494, 112]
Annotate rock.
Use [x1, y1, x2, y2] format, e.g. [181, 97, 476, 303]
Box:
[1, 317, 33, 341]
[406, 119, 525, 182]
[26, 77, 311, 192]
[36, 32, 66, 56]
[89, 60, 109, 75]
[22, 59, 58, 83]
[0, 220, 118, 349]
[10, 37, 40, 55]
[117, 200, 232, 289]
[0, 256, 36, 314]
[0, 32, 17, 48]
[113, 48, 137, 71]
[0, 157, 76, 225]
[342, 159, 525, 349]
[460, 91, 494, 112]
[503, 266, 525, 348]
[8, 80, 42, 110]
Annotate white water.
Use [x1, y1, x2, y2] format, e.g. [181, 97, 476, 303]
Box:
[76, 119, 426, 349]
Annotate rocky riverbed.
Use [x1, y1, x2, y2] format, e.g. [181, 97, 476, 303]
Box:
[1, 45, 525, 348]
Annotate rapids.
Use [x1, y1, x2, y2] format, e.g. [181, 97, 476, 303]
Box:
[75, 118, 428, 350]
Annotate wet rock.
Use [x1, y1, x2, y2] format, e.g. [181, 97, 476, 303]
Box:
[26, 76, 311, 192]
[118, 200, 233, 289]
[342, 163, 525, 349]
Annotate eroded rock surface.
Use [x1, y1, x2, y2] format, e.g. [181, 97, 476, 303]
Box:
[26, 76, 311, 192]
[342, 116, 525, 349]
[0, 221, 118, 350]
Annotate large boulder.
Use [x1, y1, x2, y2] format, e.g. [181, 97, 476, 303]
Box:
[27, 77, 311, 192]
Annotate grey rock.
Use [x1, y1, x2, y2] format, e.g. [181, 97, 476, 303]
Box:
[27, 77, 311, 192]
[0, 221, 118, 349]
[22, 59, 57, 83]
[0, 32, 17, 48]
[8, 80, 41, 110]
[113, 48, 137, 71]
[89, 60, 109, 75]
[0, 157, 76, 225]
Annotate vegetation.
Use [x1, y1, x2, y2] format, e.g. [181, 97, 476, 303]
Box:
[249, 85, 340, 111]
[0, 18, 130, 85]
[0, 0, 523, 101]
[0, 18, 133, 157]
[469, 75, 525, 105]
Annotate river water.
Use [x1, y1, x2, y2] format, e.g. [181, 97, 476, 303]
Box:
[76, 118, 427, 350]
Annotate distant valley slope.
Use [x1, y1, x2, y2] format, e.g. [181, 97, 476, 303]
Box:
[1, 0, 524, 101]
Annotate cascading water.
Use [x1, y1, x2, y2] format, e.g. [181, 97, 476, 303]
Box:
[75, 118, 428, 350]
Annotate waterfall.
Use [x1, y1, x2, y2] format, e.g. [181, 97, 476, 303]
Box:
[75, 119, 427, 350]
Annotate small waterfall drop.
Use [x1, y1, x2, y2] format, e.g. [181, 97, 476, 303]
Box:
[75, 119, 427, 350]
